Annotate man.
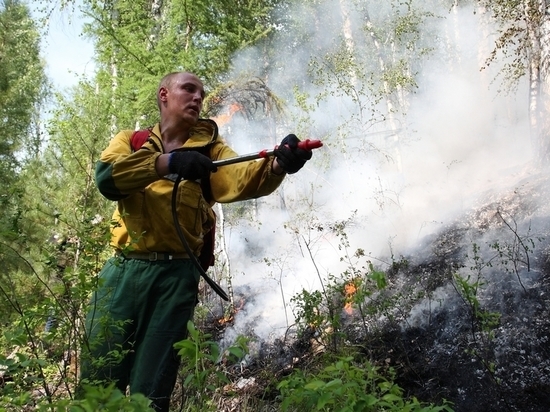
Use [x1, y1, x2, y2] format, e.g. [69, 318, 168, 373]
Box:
[81, 72, 312, 411]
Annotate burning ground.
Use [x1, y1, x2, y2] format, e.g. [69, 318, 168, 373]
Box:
[197, 168, 550, 412]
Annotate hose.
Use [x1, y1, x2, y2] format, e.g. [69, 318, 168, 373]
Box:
[171, 176, 229, 301]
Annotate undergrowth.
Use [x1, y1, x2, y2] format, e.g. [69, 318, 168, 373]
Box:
[1, 209, 538, 411]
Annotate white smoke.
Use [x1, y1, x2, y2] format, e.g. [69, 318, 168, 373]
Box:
[217, 1, 533, 348]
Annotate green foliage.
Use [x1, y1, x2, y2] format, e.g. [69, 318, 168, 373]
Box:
[81, 0, 282, 127]
[456, 215, 539, 337]
[0, 0, 48, 261]
[39, 384, 152, 411]
[277, 355, 454, 411]
[453, 272, 501, 334]
[0, 234, 108, 409]
[0, 0, 47, 160]
[476, 0, 543, 90]
[301, 2, 433, 117]
[290, 214, 394, 350]
[174, 321, 249, 408]
[450, 215, 540, 387]
[0, 73, 114, 407]
[292, 289, 325, 332]
[175, 321, 225, 394]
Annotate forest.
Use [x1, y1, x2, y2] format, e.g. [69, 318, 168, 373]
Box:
[1, 0, 550, 410]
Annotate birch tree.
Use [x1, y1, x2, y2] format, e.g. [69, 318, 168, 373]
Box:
[277, 0, 434, 167]
[476, 0, 550, 164]
[79, 0, 282, 129]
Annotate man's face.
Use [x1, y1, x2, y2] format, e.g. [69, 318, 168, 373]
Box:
[161, 73, 205, 126]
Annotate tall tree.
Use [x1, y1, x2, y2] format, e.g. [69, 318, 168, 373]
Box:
[0, 0, 47, 236]
[269, 0, 435, 169]
[475, 0, 550, 165]
[80, 0, 281, 131]
[0, 0, 47, 323]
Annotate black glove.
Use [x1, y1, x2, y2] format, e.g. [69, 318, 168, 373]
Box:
[168, 151, 217, 180]
[274, 134, 312, 174]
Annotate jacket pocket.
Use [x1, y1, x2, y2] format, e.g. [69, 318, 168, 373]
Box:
[175, 183, 205, 239]
[120, 190, 148, 240]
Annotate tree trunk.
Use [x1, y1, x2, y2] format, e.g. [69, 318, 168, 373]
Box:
[215, 203, 234, 307]
[537, 6, 550, 165]
[339, 0, 357, 84]
[363, 6, 402, 172]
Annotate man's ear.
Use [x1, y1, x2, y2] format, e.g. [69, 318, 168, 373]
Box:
[158, 87, 168, 105]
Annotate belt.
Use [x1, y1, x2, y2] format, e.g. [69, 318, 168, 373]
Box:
[117, 251, 190, 261]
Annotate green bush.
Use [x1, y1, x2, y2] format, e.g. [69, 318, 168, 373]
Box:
[277, 356, 454, 412]
[39, 384, 152, 411]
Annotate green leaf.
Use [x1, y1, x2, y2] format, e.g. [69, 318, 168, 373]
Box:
[324, 378, 343, 388]
[316, 392, 333, 409]
[304, 380, 326, 390]
[382, 393, 403, 403]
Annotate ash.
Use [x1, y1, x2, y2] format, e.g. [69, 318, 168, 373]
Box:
[352, 171, 550, 411]
[206, 171, 550, 411]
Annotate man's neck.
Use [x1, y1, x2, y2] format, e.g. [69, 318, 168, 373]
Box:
[159, 119, 192, 146]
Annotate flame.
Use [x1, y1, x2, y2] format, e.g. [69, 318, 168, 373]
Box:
[217, 297, 245, 325]
[344, 281, 357, 315]
[218, 314, 234, 325]
[211, 103, 244, 127]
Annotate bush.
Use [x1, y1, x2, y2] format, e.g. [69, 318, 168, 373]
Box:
[277, 355, 454, 412]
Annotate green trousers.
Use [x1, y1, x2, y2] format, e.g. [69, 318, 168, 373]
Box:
[80, 256, 200, 411]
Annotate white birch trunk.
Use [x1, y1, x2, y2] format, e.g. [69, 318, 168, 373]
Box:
[109, 2, 119, 137]
[537, 2, 550, 164]
[149, 0, 163, 45]
[363, 7, 402, 172]
[215, 203, 234, 307]
[339, 0, 357, 84]
[135, 0, 163, 131]
[524, 0, 544, 162]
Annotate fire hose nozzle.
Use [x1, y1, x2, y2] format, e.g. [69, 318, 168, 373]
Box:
[213, 139, 324, 167]
[297, 139, 323, 150]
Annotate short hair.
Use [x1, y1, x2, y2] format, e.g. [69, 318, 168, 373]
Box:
[157, 72, 181, 110]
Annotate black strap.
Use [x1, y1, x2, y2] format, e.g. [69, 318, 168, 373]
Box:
[171, 175, 229, 301]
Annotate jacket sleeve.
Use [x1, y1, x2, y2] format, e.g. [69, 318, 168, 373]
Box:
[95, 130, 161, 201]
[208, 141, 285, 203]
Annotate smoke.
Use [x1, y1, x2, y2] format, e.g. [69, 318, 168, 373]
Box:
[217, 1, 533, 348]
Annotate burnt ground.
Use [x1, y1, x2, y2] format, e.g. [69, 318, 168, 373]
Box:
[349, 170, 550, 411]
[192, 170, 550, 411]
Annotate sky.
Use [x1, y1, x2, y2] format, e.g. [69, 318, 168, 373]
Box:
[30, 0, 95, 90]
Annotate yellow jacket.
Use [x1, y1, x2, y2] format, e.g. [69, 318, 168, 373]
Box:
[95, 120, 284, 256]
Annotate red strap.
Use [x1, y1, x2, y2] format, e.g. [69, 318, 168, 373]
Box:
[130, 130, 150, 151]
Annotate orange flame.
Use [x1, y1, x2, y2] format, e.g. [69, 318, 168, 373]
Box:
[217, 297, 245, 325]
[211, 103, 244, 127]
[218, 314, 234, 325]
[344, 282, 357, 314]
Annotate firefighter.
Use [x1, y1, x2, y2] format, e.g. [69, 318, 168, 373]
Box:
[79, 71, 312, 411]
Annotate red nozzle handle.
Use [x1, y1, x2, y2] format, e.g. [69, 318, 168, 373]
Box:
[297, 139, 323, 150]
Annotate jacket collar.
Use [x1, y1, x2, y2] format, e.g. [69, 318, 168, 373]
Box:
[151, 119, 219, 150]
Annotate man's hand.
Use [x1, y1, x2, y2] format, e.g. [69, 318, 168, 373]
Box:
[274, 134, 312, 174]
[168, 151, 217, 180]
